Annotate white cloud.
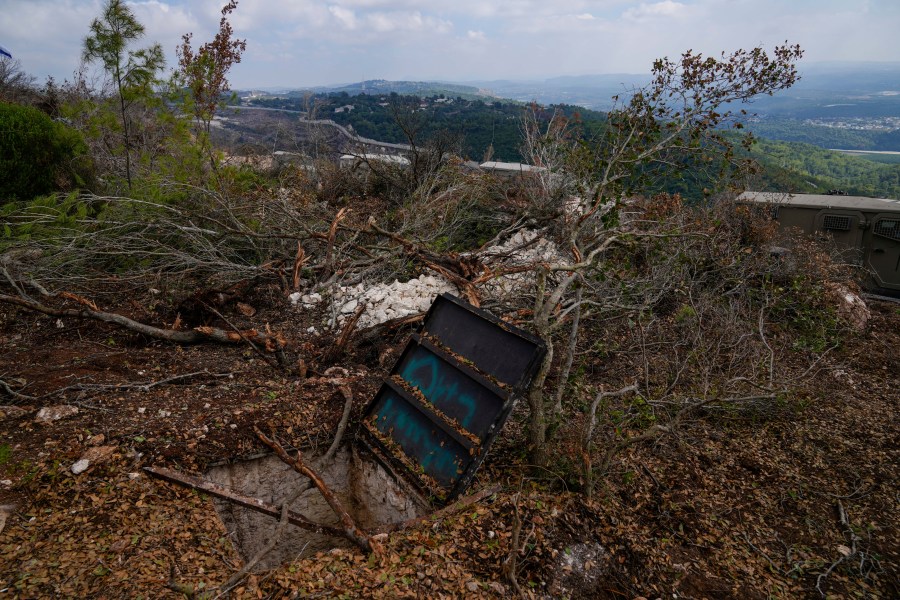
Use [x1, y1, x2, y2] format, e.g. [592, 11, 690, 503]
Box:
[366, 11, 451, 33]
[329, 5, 359, 29]
[2, 0, 899, 88]
[623, 1, 687, 21]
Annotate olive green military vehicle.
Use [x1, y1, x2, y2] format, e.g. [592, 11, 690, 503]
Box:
[737, 191, 900, 293]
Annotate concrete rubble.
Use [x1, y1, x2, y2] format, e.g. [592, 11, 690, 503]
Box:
[293, 275, 458, 329]
[477, 229, 567, 300]
[291, 229, 566, 330]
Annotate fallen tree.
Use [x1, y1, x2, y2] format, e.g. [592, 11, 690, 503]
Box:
[0, 292, 287, 351]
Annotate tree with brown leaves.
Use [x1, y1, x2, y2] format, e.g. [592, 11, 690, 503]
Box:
[175, 0, 247, 169]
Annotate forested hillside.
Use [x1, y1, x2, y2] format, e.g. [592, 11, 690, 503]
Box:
[248, 91, 900, 199]
[746, 118, 900, 152]
[749, 137, 900, 197]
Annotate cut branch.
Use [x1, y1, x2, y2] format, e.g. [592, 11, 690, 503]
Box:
[0, 378, 34, 402]
[255, 427, 372, 552]
[0, 293, 286, 349]
[47, 371, 231, 396]
[143, 466, 345, 539]
[321, 303, 366, 365]
[324, 384, 353, 462]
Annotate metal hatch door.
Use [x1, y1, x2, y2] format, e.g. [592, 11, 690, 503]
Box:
[814, 210, 865, 264]
[361, 293, 546, 504]
[867, 215, 900, 291]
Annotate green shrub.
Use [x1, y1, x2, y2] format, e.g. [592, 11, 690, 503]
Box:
[0, 102, 90, 200]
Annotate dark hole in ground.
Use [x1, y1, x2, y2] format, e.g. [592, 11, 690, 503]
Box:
[205, 446, 428, 570]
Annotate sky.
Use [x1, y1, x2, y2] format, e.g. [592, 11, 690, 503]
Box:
[1, 0, 899, 89]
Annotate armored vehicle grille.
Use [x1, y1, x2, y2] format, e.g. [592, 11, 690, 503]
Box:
[873, 219, 900, 240]
[822, 214, 852, 231]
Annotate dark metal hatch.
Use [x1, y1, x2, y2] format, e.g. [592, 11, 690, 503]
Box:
[822, 214, 852, 231]
[874, 218, 900, 240]
[360, 293, 546, 504]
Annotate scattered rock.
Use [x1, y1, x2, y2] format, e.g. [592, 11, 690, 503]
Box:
[295, 275, 457, 329]
[71, 459, 90, 475]
[826, 283, 870, 332]
[465, 580, 479, 592]
[0, 405, 29, 421]
[549, 542, 609, 598]
[70, 445, 117, 475]
[236, 302, 256, 317]
[0, 504, 14, 535]
[487, 581, 506, 595]
[478, 229, 567, 300]
[35, 405, 79, 423]
[80, 445, 117, 464]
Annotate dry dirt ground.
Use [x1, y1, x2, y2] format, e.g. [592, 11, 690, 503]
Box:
[0, 288, 897, 599]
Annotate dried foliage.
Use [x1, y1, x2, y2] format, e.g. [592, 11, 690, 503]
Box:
[176, 0, 247, 167]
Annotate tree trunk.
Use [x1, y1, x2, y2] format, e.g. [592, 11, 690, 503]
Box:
[526, 333, 553, 467]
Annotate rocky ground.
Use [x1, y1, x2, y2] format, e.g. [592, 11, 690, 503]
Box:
[0, 286, 897, 599]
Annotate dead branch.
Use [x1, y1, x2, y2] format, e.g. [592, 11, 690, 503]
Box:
[740, 531, 785, 576]
[217, 502, 303, 597]
[143, 466, 345, 539]
[365, 220, 485, 306]
[292, 242, 307, 291]
[166, 564, 204, 599]
[201, 301, 283, 370]
[254, 427, 372, 553]
[503, 490, 524, 597]
[324, 384, 353, 462]
[320, 303, 366, 365]
[0, 293, 286, 349]
[582, 384, 639, 496]
[0, 378, 34, 402]
[355, 311, 425, 346]
[321, 207, 349, 283]
[48, 371, 231, 396]
[816, 499, 863, 597]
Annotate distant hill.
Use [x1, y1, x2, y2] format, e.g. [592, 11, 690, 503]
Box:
[467, 74, 652, 110]
[238, 84, 900, 200]
[243, 63, 900, 153]
[322, 80, 489, 99]
[237, 80, 492, 102]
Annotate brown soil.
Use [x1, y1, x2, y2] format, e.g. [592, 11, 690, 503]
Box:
[0, 290, 897, 598]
